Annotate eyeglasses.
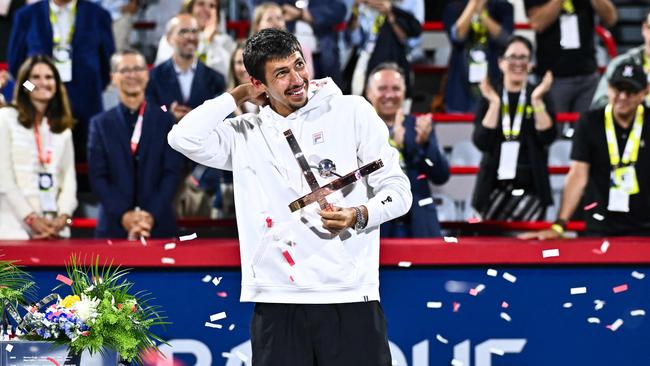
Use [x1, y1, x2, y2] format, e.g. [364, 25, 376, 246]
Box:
[503, 54, 530, 62]
[116, 66, 147, 74]
[177, 28, 199, 37]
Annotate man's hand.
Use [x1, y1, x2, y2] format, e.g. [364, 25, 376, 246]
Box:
[319, 206, 357, 234]
[122, 210, 154, 238]
[517, 229, 562, 240]
[229, 83, 268, 107]
[391, 111, 406, 147]
[170, 102, 192, 122]
[414, 113, 433, 145]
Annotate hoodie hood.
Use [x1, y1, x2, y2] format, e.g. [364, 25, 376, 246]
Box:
[259, 78, 342, 122]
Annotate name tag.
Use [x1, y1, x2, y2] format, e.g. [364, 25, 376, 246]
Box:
[559, 14, 581, 50]
[607, 187, 629, 213]
[497, 141, 520, 180]
[38, 172, 58, 213]
[53, 46, 73, 82]
[468, 49, 488, 83]
[613, 166, 639, 195]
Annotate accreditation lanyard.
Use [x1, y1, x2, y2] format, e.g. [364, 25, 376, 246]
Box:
[49, 0, 77, 46]
[604, 103, 644, 168]
[562, 0, 574, 14]
[644, 54, 650, 104]
[130, 101, 147, 155]
[33, 118, 52, 168]
[470, 13, 488, 45]
[500, 88, 526, 140]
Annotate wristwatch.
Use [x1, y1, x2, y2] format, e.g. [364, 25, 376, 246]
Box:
[353, 206, 367, 231]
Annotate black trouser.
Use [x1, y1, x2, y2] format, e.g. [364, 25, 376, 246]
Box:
[250, 301, 392, 366]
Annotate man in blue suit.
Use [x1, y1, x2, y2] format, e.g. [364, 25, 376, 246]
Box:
[366, 62, 450, 237]
[8, 0, 115, 162]
[88, 49, 182, 239]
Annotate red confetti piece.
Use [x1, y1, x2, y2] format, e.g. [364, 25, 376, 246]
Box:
[583, 202, 598, 211]
[160, 105, 167, 112]
[30, 257, 40, 263]
[453, 302, 461, 312]
[469, 288, 478, 296]
[217, 291, 228, 298]
[467, 217, 482, 224]
[501, 301, 509, 308]
[416, 174, 427, 180]
[282, 250, 295, 266]
[266, 216, 273, 228]
[56, 274, 73, 286]
[613, 284, 628, 294]
[289, 275, 295, 282]
[46, 357, 60, 366]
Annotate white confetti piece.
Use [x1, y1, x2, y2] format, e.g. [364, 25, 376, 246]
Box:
[542, 249, 560, 258]
[140, 236, 147, 246]
[160, 105, 168, 112]
[22, 80, 35, 92]
[570, 287, 587, 295]
[222, 352, 232, 358]
[502, 272, 517, 283]
[212, 276, 223, 286]
[631, 309, 646, 316]
[228, 323, 236, 331]
[587, 317, 600, 324]
[565, 128, 575, 138]
[398, 261, 412, 267]
[164, 242, 176, 250]
[632, 271, 645, 280]
[204, 322, 222, 329]
[500, 312, 511, 322]
[443, 236, 458, 243]
[235, 350, 249, 362]
[180, 232, 198, 241]
[592, 213, 605, 221]
[490, 348, 505, 356]
[607, 319, 623, 331]
[5, 344, 13, 352]
[210, 312, 227, 322]
[511, 189, 524, 196]
[424, 158, 434, 167]
[594, 300, 605, 311]
[201, 275, 212, 282]
[600, 240, 610, 253]
[435, 334, 449, 344]
[451, 359, 464, 366]
[563, 302, 573, 308]
[486, 268, 497, 277]
[161, 257, 175, 264]
[418, 197, 434, 207]
[427, 302, 442, 309]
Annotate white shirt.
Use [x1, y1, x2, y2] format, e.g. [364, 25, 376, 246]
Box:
[49, 0, 76, 47]
[172, 60, 197, 103]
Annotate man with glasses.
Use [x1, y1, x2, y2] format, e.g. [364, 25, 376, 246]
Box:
[592, 11, 650, 109]
[521, 62, 650, 239]
[88, 49, 182, 239]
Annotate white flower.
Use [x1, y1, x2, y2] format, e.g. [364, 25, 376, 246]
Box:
[72, 294, 100, 323]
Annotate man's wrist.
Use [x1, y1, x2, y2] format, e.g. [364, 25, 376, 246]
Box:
[353, 205, 368, 230]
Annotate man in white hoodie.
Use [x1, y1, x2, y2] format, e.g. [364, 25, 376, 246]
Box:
[168, 28, 412, 365]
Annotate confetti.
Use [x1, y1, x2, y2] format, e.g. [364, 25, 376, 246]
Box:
[583, 202, 598, 211]
[565, 128, 575, 138]
[563, 302, 573, 308]
[435, 334, 449, 344]
[453, 302, 461, 312]
[486, 269, 498, 277]
[56, 274, 73, 286]
[443, 236, 458, 243]
[161, 257, 175, 264]
[500, 312, 511, 322]
[511, 189, 524, 196]
[490, 348, 505, 356]
[501, 301, 509, 308]
[424, 158, 434, 167]
[164, 242, 176, 250]
[140, 236, 147, 246]
[179, 233, 198, 241]
[592, 213, 605, 221]
[229, 323, 236, 331]
[502, 272, 517, 283]
[290, 275, 295, 282]
[469, 284, 485, 296]
[630, 309, 645, 316]
[632, 271, 645, 280]
[418, 197, 434, 207]
[217, 291, 228, 298]
[570, 287, 587, 295]
[600, 240, 610, 254]
[451, 360, 463, 366]
[282, 250, 296, 266]
[542, 249, 560, 258]
[46, 357, 61, 366]
[613, 284, 628, 294]
[201, 275, 212, 282]
[594, 300, 605, 310]
[587, 317, 600, 324]
[30, 257, 41, 263]
[235, 350, 249, 362]
[398, 261, 412, 267]
[5, 344, 13, 352]
[606, 319, 623, 331]
[212, 277, 223, 286]
[160, 105, 167, 112]
[204, 322, 222, 329]
[467, 217, 482, 223]
[107, 240, 113, 245]
[222, 352, 232, 358]
[23, 80, 35, 92]
[416, 173, 427, 180]
[427, 302, 442, 309]
[266, 217, 273, 228]
[210, 312, 227, 322]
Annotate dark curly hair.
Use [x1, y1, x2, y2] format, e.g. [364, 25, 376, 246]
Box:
[243, 28, 303, 84]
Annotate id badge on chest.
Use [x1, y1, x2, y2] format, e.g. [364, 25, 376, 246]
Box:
[614, 166, 639, 194]
[468, 48, 488, 83]
[53, 46, 72, 82]
[608, 187, 630, 212]
[559, 14, 580, 50]
[497, 141, 520, 180]
[38, 172, 58, 213]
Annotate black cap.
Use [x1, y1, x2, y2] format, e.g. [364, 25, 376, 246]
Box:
[609, 62, 648, 93]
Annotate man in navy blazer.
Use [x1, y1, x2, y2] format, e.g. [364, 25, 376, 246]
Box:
[8, 0, 115, 161]
[146, 14, 225, 121]
[88, 49, 182, 239]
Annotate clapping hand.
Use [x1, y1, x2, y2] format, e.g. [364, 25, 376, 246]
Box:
[415, 113, 433, 145]
[479, 78, 500, 104]
[531, 71, 553, 103]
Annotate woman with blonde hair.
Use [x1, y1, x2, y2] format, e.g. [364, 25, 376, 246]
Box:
[0, 55, 78, 239]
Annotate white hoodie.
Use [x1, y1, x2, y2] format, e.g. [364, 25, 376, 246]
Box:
[168, 78, 412, 304]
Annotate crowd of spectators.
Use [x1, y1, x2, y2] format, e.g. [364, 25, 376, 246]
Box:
[0, 0, 649, 240]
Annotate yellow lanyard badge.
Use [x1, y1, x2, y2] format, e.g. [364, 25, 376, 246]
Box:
[500, 88, 527, 140]
[562, 0, 575, 14]
[604, 104, 644, 194]
[49, 0, 77, 46]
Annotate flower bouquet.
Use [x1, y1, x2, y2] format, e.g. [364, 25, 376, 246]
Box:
[0, 257, 35, 335]
[19, 255, 168, 364]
